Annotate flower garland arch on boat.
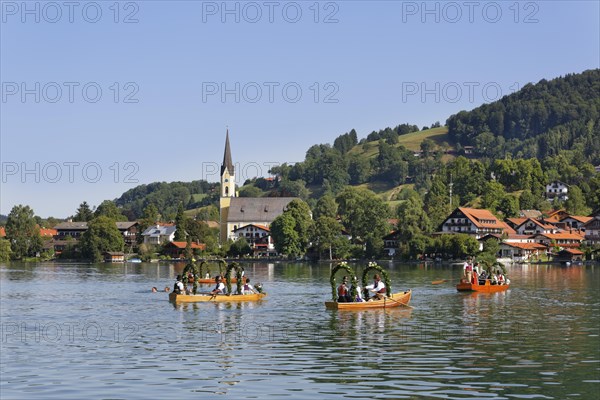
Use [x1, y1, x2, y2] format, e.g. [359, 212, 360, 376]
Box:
[329, 262, 359, 302]
[361, 262, 392, 299]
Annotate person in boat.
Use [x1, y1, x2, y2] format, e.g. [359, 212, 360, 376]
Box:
[211, 275, 225, 295]
[497, 270, 505, 285]
[174, 275, 184, 294]
[337, 276, 352, 302]
[242, 278, 258, 294]
[365, 274, 386, 300]
[463, 261, 473, 284]
[350, 277, 363, 302]
[205, 272, 210, 279]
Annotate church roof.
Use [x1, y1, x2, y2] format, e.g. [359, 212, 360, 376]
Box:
[228, 197, 299, 223]
[221, 130, 234, 176]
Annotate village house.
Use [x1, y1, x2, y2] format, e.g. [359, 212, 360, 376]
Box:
[383, 231, 402, 256]
[512, 218, 557, 235]
[554, 248, 584, 264]
[583, 215, 600, 245]
[103, 251, 125, 263]
[141, 224, 176, 245]
[162, 241, 206, 259]
[546, 181, 569, 202]
[440, 207, 514, 239]
[231, 224, 276, 256]
[558, 215, 592, 230]
[116, 222, 139, 247]
[499, 242, 547, 262]
[534, 232, 585, 249]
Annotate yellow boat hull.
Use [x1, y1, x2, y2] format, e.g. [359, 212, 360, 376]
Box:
[169, 292, 267, 303]
[324, 290, 411, 310]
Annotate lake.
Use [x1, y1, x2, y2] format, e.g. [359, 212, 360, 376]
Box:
[1, 261, 598, 399]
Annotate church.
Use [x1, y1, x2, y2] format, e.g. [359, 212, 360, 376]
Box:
[219, 131, 298, 254]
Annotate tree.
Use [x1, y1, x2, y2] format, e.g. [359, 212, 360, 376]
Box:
[174, 202, 187, 241]
[498, 194, 519, 218]
[519, 189, 537, 210]
[94, 200, 127, 221]
[270, 200, 313, 257]
[5, 205, 43, 259]
[79, 216, 125, 262]
[270, 213, 301, 256]
[481, 181, 507, 212]
[229, 237, 252, 257]
[565, 185, 591, 215]
[74, 201, 94, 222]
[313, 216, 341, 260]
[424, 175, 452, 229]
[313, 194, 338, 219]
[336, 187, 390, 243]
[239, 185, 263, 198]
[0, 239, 12, 262]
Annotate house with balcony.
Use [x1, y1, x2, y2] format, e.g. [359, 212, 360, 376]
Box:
[231, 224, 276, 256]
[534, 232, 584, 250]
[116, 222, 139, 247]
[440, 207, 514, 239]
[583, 215, 600, 245]
[546, 181, 569, 202]
[513, 218, 557, 235]
[141, 224, 177, 245]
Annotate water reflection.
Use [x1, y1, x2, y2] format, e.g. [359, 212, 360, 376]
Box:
[1, 261, 598, 399]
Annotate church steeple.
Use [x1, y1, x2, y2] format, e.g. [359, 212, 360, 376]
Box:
[220, 130, 236, 198]
[221, 129, 234, 176]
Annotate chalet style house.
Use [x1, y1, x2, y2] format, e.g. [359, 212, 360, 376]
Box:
[546, 180, 569, 202]
[53, 221, 139, 254]
[440, 207, 514, 239]
[584, 215, 600, 245]
[231, 224, 276, 256]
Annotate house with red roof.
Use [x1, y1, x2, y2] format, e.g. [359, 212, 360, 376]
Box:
[162, 241, 206, 259]
[513, 218, 557, 235]
[440, 207, 515, 239]
[534, 232, 585, 249]
[232, 224, 275, 256]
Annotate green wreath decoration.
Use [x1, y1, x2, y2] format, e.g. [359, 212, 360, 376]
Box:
[361, 262, 392, 299]
[182, 261, 199, 294]
[329, 262, 358, 302]
[225, 262, 244, 295]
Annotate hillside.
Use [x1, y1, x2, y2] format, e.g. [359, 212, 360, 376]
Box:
[111, 69, 600, 219]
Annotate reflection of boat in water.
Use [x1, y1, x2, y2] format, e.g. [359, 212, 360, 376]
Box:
[324, 261, 412, 310]
[169, 292, 266, 303]
[325, 290, 411, 310]
[127, 258, 142, 263]
[456, 279, 510, 293]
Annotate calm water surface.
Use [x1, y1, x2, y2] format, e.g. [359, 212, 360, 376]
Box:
[1, 261, 598, 399]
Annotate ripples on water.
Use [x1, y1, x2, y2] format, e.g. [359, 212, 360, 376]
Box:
[0, 262, 598, 399]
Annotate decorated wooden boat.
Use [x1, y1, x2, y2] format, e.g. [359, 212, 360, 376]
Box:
[171, 260, 265, 303]
[325, 290, 411, 310]
[324, 261, 412, 310]
[169, 292, 266, 303]
[456, 279, 510, 292]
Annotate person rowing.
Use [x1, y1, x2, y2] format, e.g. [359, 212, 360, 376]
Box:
[211, 275, 225, 295]
[365, 274, 386, 300]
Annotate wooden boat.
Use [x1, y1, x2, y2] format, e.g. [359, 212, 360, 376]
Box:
[456, 279, 510, 292]
[325, 290, 411, 310]
[169, 292, 266, 303]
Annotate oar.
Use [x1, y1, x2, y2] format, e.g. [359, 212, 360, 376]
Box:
[384, 295, 414, 309]
[431, 279, 449, 285]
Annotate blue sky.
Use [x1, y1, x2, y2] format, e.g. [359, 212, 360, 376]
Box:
[1, 0, 599, 218]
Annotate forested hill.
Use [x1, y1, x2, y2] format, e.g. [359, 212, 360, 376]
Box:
[114, 181, 219, 220]
[447, 69, 600, 163]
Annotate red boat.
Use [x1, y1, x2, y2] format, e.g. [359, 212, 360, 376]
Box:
[456, 279, 510, 292]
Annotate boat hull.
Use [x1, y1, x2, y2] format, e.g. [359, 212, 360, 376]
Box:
[324, 290, 411, 310]
[169, 292, 266, 303]
[456, 279, 509, 292]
